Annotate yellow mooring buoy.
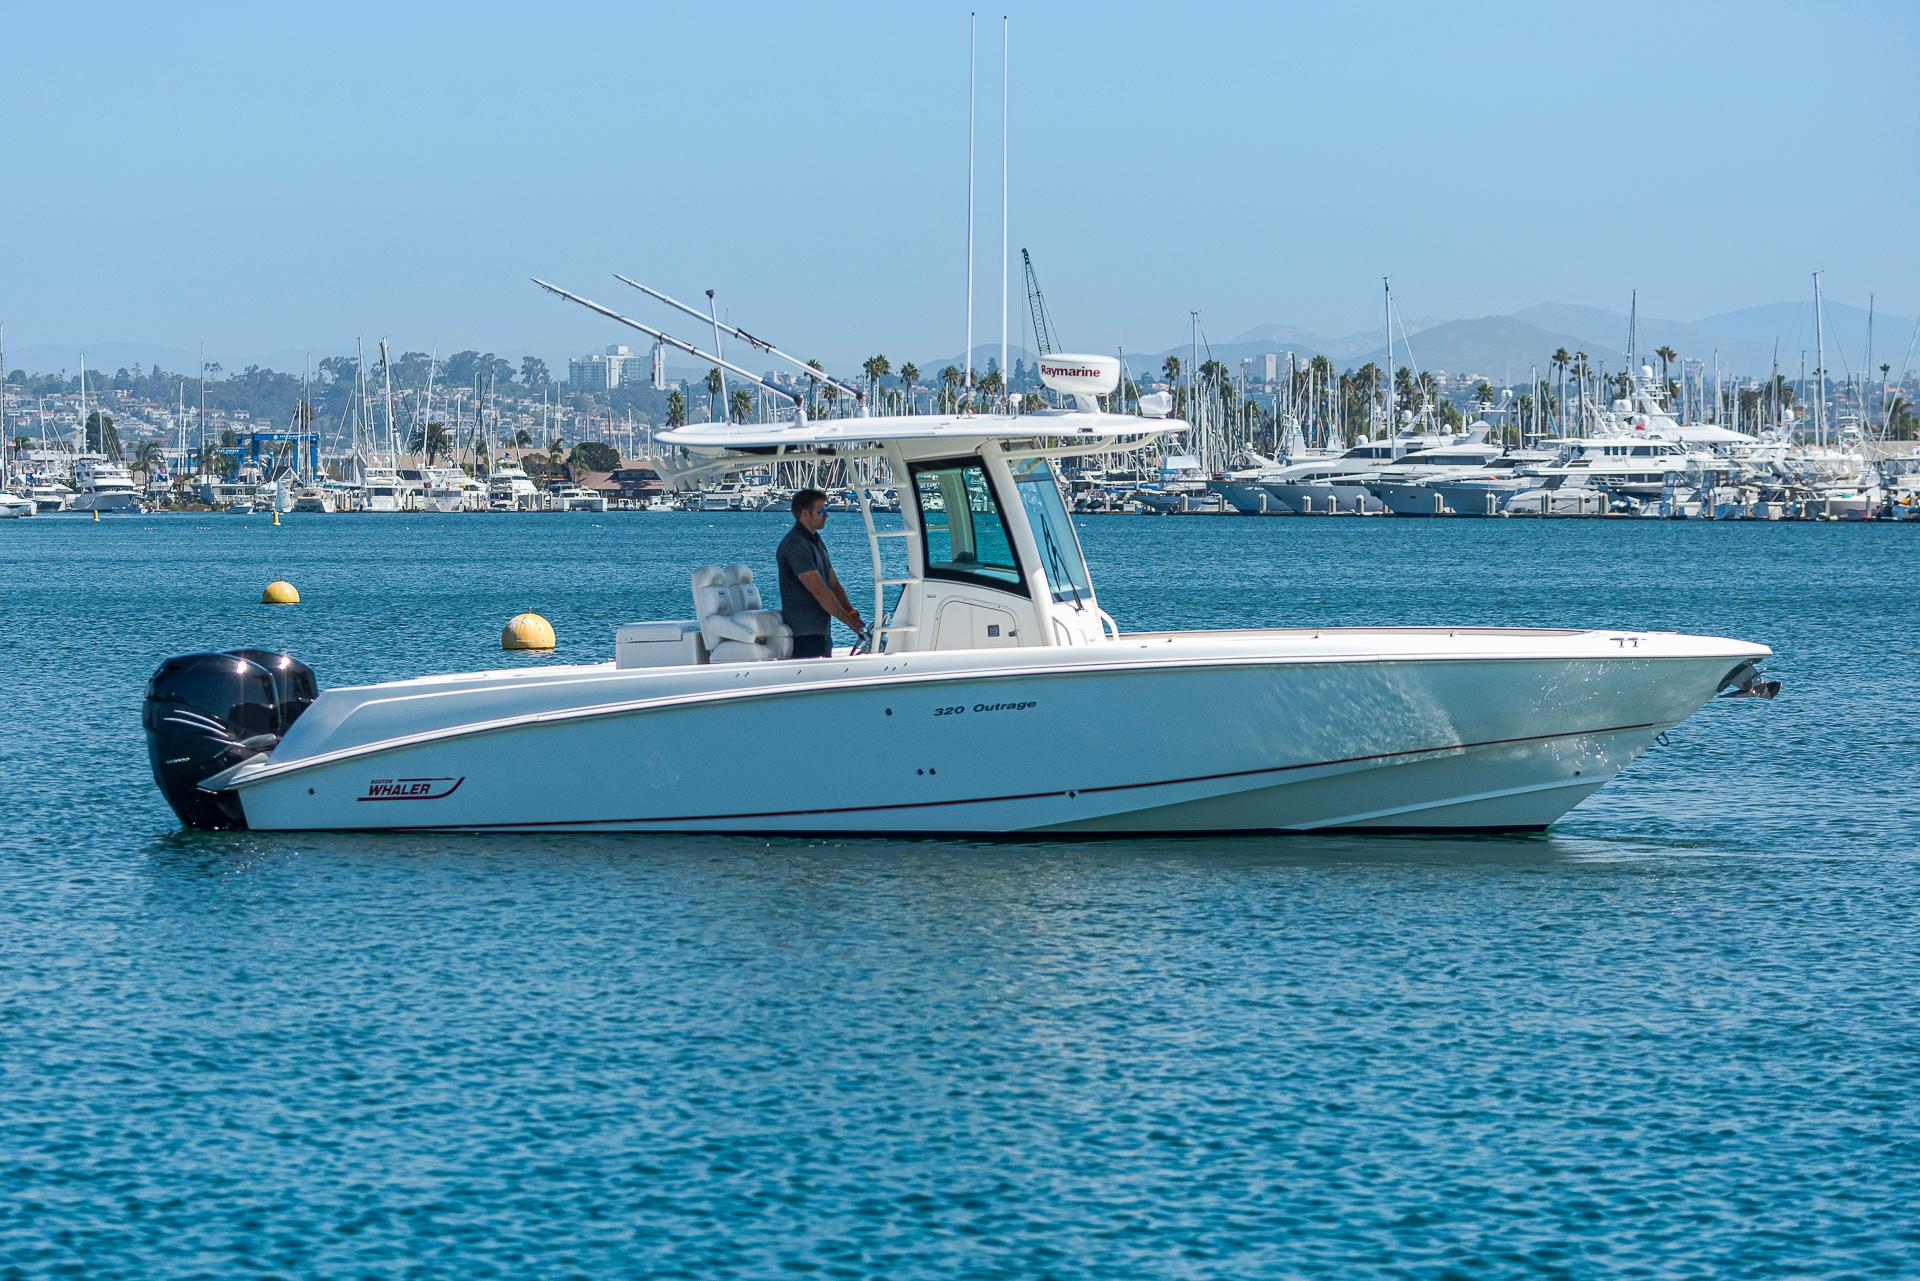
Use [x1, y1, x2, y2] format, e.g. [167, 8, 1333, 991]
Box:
[272, 510, 281, 526]
[262, 580, 300, 605]
[92, 508, 100, 523]
[502, 612, 556, 651]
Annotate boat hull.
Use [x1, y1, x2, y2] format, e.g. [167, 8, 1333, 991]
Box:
[220, 630, 1767, 835]
[1261, 482, 1384, 515]
[69, 491, 144, 513]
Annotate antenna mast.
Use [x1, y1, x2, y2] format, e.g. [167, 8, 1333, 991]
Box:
[963, 12, 977, 394]
[1021, 248, 1057, 357]
[1000, 14, 1009, 412]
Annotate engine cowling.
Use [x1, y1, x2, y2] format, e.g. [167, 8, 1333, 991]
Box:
[143, 649, 316, 830]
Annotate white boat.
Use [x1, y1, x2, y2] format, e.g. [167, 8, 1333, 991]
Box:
[290, 482, 336, 514]
[420, 467, 487, 513]
[552, 484, 608, 512]
[1363, 433, 1519, 517]
[143, 342, 1779, 835]
[1260, 434, 1460, 514]
[357, 460, 410, 512]
[69, 455, 145, 513]
[26, 479, 74, 513]
[0, 491, 33, 519]
[487, 464, 541, 512]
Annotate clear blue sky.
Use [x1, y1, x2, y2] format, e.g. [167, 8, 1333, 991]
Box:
[3, 0, 1914, 367]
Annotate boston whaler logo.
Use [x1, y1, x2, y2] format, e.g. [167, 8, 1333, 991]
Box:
[358, 776, 465, 802]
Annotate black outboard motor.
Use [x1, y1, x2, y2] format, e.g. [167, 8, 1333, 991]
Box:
[143, 650, 317, 830]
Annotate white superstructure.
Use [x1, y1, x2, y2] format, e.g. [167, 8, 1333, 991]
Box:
[69, 454, 144, 513]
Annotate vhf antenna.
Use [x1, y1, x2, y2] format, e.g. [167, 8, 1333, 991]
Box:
[532, 278, 808, 413]
[613, 274, 864, 404]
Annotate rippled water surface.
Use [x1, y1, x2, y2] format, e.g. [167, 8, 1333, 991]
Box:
[2, 512, 1916, 1278]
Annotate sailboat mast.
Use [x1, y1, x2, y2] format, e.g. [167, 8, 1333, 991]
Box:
[1867, 293, 1875, 434]
[1383, 276, 1394, 436]
[197, 344, 206, 474]
[1813, 271, 1826, 448]
[381, 340, 397, 472]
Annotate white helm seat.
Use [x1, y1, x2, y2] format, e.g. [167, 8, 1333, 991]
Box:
[692, 564, 794, 663]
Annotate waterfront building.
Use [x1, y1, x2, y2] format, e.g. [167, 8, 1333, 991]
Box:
[567, 344, 652, 391]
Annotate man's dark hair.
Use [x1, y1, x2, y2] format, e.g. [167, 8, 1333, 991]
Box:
[792, 488, 827, 518]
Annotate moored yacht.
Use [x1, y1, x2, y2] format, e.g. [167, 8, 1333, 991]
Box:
[143, 312, 1780, 836]
[25, 478, 73, 513]
[356, 458, 411, 512]
[1261, 432, 1463, 515]
[487, 463, 541, 512]
[552, 483, 608, 512]
[69, 454, 145, 513]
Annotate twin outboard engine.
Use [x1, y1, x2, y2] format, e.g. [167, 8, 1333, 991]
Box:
[143, 650, 316, 830]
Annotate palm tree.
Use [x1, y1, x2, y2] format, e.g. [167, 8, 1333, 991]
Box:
[665, 390, 686, 428]
[898, 362, 919, 415]
[1551, 347, 1570, 433]
[730, 387, 754, 423]
[940, 365, 961, 413]
[979, 369, 1004, 410]
[805, 358, 826, 414]
[705, 368, 723, 417]
[862, 354, 891, 411]
[1162, 355, 1182, 388]
[133, 439, 163, 486]
[1653, 345, 1678, 407]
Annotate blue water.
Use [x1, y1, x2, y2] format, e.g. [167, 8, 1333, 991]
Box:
[3, 512, 1916, 1278]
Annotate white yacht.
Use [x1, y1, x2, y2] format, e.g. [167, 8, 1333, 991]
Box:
[0, 490, 32, 519]
[357, 459, 410, 512]
[1507, 436, 1706, 513]
[1132, 454, 1220, 514]
[487, 463, 541, 512]
[291, 481, 337, 514]
[143, 336, 1778, 836]
[420, 467, 487, 513]
[1363, 432, 1514, 517]
[1260, 432, 1463, 514]
[25, 478, 72, 513]
[69, 454, 145, 513]
[552, 484, 608, 512]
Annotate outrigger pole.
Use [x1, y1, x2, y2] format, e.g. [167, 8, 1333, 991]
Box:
[531, 278, 809, 413]
[612, 274, 865, 405]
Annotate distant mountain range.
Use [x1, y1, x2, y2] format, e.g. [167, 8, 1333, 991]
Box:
[14, 299, 1909, 389]
[1118, 300, 1908, 386]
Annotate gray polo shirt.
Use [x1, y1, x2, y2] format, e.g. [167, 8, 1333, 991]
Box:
[776, 522, 834, 637]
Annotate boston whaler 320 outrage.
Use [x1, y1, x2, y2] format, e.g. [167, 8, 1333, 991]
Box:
[143, 278, 1779, 835]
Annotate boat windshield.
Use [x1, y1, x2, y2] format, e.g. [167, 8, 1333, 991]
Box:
[1012, 458, 1093, 604]
[912, 459, 1021, 588]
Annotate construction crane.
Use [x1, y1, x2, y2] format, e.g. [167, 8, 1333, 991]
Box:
[1021, 248, 1058, 358]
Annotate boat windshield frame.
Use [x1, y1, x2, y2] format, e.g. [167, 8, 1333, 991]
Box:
[1010, 457, 1093, 605]
[907, 455, 1028, 595]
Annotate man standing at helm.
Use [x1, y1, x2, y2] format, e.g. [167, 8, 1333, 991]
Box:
[777, 488, 864, 659]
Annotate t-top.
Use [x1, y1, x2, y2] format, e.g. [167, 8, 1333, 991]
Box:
[776, 523, 834, 637]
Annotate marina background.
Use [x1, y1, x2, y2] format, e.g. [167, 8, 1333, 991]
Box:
[2, 512, 1915, 1275]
